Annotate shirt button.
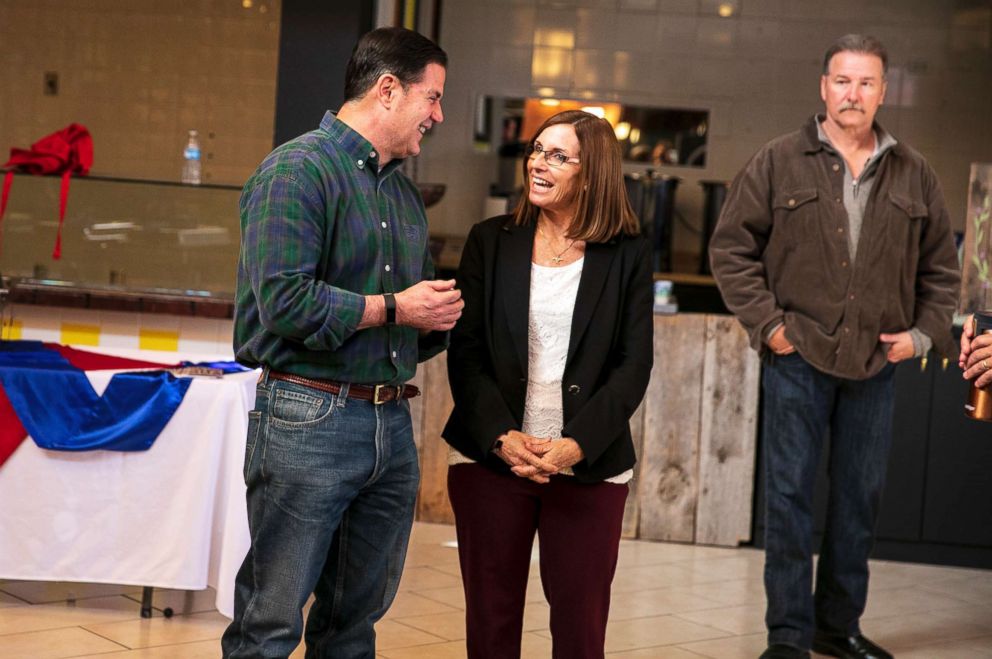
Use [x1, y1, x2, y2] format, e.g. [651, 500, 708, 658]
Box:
[841, 261, 848, 267]
[835, 197, 842, 203]
[381, 221, 387, 229]
[844, 327, 851, 334]
[568, 384, 581, 394]
[788, 199, 796, 207]
[384, 264, 391, 272]
[357, 159, 364, 166]
[837, 227, 844, 233]
[370, 151, 376, 158]
[833, 163, 840, 172]
[849, 294, 855, 300]
[391, 350, 397, 358]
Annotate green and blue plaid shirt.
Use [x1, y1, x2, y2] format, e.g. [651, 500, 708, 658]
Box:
[234, 111, 444, 384]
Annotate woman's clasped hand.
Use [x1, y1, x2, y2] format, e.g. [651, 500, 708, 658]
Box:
[492, 430, 585, 483]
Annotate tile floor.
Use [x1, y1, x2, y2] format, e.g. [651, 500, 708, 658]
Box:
[1, 522, 990, 658]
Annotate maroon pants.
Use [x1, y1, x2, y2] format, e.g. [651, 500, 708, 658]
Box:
[447, 463, 628, 659]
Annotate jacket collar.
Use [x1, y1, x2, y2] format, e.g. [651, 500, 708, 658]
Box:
[497, 217, 617, 374]
[566, 241, 613, 368]
[801, 113, 896, 156]
[498, 219, 534, 375]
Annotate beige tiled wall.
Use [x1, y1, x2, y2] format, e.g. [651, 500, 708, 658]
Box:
[0, 0, 280, 186]
[423, 0, 992, 262]
[1, 0, 988, 263]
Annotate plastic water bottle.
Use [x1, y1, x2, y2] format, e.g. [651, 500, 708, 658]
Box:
[182, 130, 202, 185]
[653, 279, 677, 314]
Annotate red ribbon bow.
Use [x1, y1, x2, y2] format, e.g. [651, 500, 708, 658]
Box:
[0, 124, 94, 259]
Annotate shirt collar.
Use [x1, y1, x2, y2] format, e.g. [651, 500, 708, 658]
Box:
[319, 110, 404, 176]
[812, 113, 898, 157]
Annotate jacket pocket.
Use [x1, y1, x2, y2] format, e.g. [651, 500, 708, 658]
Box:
[887, 191, 926, 245]
[888, 191, 927, 218]
[772, 188, 819, 244]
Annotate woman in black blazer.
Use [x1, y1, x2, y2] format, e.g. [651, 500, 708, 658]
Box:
[443, 110, 654, 659]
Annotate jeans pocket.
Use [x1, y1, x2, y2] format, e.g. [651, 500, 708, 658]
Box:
[243, 410, 263, 483]
[262, 405, 376, 522]
[269, 382, 336, 428]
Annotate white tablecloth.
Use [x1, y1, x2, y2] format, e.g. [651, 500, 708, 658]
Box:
[0, 363, 256, 618]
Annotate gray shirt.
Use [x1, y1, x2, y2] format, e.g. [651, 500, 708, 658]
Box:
[816, 121, 897, 260]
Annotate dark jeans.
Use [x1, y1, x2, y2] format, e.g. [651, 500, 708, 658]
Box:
[761, 352, 896, 650]
[447, 463, 629, 659]
[221, 373, 420, 659]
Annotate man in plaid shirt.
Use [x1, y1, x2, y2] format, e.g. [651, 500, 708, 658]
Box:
[222, 27, 462, 658]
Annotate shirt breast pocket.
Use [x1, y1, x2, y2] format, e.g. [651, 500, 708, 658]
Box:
[402, 222, 427, 270]
[772, 188, 819, 245]
[404, 222, 424, 244]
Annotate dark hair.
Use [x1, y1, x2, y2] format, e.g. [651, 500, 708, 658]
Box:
[823, 34, 888, 76]
[512, 110, 640, 243]
[344, 27, 448, 102]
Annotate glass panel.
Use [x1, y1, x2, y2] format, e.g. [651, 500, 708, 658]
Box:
[0, 174, 241, 297]
[477, 95, 709, 171]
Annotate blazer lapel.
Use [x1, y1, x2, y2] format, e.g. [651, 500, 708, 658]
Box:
[497, 222, 534, 376]
[566, 241, 616, 366]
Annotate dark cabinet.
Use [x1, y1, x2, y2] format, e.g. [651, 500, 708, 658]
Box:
[752, 353, 992, 569]
[922, 364, 992, 548]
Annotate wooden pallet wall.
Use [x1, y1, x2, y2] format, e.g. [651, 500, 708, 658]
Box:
[410, 313, 760, 547]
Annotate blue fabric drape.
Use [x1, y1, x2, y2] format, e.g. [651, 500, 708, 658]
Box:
[0, 346, 191, 452]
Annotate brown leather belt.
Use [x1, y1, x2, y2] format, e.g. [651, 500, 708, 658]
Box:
[268, 370, 420, 404]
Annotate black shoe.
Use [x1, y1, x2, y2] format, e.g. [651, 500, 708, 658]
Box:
[812, 633, 893, 659]
[759, 644, 811, 659]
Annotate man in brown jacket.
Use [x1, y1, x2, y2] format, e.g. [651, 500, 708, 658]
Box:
[710, 35, 959, 659]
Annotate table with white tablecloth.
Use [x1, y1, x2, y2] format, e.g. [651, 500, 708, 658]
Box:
[0, 363, 256, 618]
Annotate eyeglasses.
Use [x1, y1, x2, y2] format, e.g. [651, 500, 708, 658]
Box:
[526, 142, 580, 168]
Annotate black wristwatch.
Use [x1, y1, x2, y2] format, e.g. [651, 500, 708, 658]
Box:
[383, 293, 396, 325]
[491, 438, 504, 453]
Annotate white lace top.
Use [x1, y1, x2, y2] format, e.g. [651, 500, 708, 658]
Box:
[449, 257, 633, 485]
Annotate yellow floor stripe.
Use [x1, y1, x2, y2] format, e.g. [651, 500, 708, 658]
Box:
[139, 328, 180, 351]
[61, 323, 101, 346]
[2, 319, 23, 340]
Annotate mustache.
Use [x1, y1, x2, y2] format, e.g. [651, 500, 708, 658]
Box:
[839, 102, 865, 112]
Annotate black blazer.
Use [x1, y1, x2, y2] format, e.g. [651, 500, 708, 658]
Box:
[442, 215, 654, 483]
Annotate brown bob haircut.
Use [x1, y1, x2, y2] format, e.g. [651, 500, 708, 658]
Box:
[512, 110, 640, 243]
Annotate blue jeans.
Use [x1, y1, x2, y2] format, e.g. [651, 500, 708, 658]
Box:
[221, 372, 420, 659]
[761, 352, 895, 650]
